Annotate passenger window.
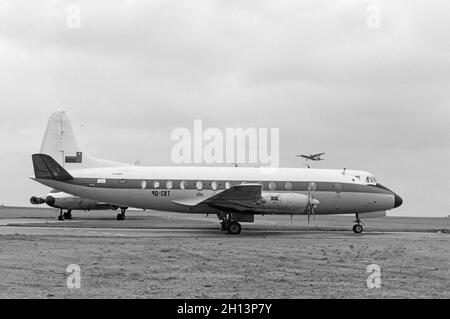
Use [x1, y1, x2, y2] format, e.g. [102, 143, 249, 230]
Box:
[154, 180, 160, 188]
[196, 181, 203, 191]
[285, 182, 293, 191]
[166, 181, 173, 189]
[180, 181, 187, 190]
[269, 182, 276, 191]
[141, 181, 147, 189]
[211, 181, 218, 191]
[225, 182, 231, 189]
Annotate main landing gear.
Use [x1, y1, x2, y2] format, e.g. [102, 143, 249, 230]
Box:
[57, 209, 72, 221]
[218, 214, 242, 235]
[116, 207, 127, 221]
[353, 213, 364, 234]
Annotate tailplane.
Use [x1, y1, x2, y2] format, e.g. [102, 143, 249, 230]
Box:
[40, 111, 127, 169]
[32, 153, 74, 181]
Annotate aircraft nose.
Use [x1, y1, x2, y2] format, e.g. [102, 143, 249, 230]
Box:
[393, 193, 403, 208]
[45, 195, 56, 207]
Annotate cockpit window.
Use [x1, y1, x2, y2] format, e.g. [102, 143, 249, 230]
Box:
[366, 176, 376, 183]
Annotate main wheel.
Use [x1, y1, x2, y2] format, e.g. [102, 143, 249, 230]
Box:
[353, 224, 363, 234]
[117, 213, 124, 221]
[63, 212, 72, 219]
[220, 221, 227, 231]
[58, 214, 64, 221]
[227, 221, 242, 235]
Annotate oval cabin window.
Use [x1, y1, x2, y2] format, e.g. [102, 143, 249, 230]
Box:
[196, 181, 203, 191]
[269, 182, 276, 191]
[180, 181, 187, 190]
[141, 181, 147, 189]
[211, 181, 218, 191]
[285, 182, 293, 191]
[166, 181, 173, 189]
[154, 181, 160, 188]
[225, 182, 231, 189]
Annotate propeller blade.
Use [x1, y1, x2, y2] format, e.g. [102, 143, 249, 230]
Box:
[305, 182, 318, 225]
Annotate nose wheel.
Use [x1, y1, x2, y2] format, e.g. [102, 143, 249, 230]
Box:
[353, 213, 364, 233]
[353, 224, 363, 233]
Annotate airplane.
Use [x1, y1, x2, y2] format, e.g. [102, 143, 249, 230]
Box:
[297, 153, 325, 161]
[30, 190, 121, 220]
[30, 112, 402, 235]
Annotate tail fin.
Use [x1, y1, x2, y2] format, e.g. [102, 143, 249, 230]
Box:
[32, 153, 73, 180]
[40, 111, 127, 169]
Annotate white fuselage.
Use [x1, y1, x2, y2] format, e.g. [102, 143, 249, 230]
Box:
[34, 165, 398, 216]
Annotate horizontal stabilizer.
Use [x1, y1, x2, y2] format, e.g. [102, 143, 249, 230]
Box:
[32, 153, 73, 181]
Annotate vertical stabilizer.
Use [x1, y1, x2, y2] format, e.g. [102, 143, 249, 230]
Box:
[40, 111, 127, 169]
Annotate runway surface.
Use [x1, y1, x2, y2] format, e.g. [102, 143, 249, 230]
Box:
[0, 216, 446, 239]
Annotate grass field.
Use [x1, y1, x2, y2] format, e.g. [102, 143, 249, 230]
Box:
[0, 207, 448, 298]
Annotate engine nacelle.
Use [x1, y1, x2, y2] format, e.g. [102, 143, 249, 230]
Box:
[30, 196, 45, 205]
[259, 192, 310, 213]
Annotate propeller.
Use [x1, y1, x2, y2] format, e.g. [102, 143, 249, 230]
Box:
[305, 182, 319, 224]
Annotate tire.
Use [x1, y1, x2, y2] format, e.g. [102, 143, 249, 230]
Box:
[117, 213, 123, 221]
[353, 224, 363, 234]
[58, 215, 64, 221]
[227, 221, 242, 235]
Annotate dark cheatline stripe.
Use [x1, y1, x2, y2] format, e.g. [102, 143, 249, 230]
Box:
[66, 178, 393, 195]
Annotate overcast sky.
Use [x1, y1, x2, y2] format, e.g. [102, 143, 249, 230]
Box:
[0, 0, 448, 217]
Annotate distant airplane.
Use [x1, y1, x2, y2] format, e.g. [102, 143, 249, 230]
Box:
[297, 153, 325, 161]
[30, 190, 121, 220]
[30, 112, 402, 234]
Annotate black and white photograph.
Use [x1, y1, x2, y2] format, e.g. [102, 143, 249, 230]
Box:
[0, 0, 448, 306]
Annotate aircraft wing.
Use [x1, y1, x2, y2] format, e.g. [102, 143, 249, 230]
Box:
[172, 184, 262, 211]
[312, 152, 325, 157]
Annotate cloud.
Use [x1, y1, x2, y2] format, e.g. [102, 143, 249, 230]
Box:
[0, 0, 448, 216]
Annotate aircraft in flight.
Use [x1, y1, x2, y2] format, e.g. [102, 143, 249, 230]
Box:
[30, 190, 121, 220]
[30, 112, 402, 235]
[297, 153, 326, 161]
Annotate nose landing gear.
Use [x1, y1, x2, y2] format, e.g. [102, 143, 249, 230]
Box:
[353, 213, 364, 234]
